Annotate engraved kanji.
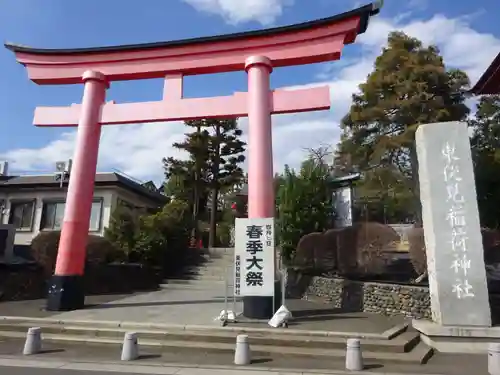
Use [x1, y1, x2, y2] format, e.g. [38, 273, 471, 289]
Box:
[451, 254, 471, 276]
[452, 279, 475, 299]
[446, 182, 465, 203]
[446, 206, 466, 227]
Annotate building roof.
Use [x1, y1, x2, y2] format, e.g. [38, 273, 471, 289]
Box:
[5, 3, 380, 56]
[471, 52, 500, 95]
[0, 172, 167, 204]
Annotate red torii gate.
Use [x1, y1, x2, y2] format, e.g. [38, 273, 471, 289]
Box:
[6, 2, 381, 317]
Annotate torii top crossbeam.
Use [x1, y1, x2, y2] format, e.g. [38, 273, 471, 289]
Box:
[5, 3, 380, 127]
[7, 3, 380, 84]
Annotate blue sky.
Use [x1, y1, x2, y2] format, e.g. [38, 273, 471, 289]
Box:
[0, 0, 499, 184]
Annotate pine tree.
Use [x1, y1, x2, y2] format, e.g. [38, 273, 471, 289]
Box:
[338, 31, 470, 223]
[163, 124, 210, 240]
[163, 118, 246, 247]
[203, 118, 246, 247]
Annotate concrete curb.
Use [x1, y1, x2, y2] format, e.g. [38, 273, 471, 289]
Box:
[0, 354, 446, 375]
[0, 316, 408, 339]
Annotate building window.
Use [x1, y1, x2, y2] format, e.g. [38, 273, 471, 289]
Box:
[9, 201, 35, 231]
[41, 200, 103, 232]
[89, 200, 103, 232]
[40, 201, 65, 231]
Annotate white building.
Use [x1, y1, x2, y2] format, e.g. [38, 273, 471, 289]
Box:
[0, 167, 167, 261]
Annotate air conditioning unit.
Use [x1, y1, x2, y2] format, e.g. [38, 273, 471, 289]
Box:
[55, 159, 72, 173]
[0, 161, 8, 176]
[54, 159, 72, 188]
[55, 161, 66, 172]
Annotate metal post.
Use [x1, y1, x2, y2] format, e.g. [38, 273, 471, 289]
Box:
[222, 267, 229, 326]
[232, 279, 237, 322]
[272, 289, 276, 317]
[281, 270, 286, 307]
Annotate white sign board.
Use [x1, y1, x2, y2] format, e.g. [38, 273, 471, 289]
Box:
[234, 217, 275, 297]
[333, 186, 353, 228]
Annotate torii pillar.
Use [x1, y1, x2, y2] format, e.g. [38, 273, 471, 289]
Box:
[47, 71, 108, 310]
[5, 2, 382, 315]
[244, 56, 276, 318]
[246, 55, 275, 219]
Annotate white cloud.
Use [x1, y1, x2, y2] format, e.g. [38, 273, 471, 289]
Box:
[2, 11, 499, 185]
[407, 0, 428, 11]
[181, 0, 294, 25]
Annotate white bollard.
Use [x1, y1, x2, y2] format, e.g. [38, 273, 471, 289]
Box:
[121, 332, 139, 361]
[234, 334, 251, 365]
[488, 343, 500, 375]
[345, 338, 364, 371]
[23, 327, 42, 355]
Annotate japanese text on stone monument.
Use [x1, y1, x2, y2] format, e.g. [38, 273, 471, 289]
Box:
[442, 141, 474, 299]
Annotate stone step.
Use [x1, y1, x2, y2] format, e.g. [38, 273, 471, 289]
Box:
[0, 323, 430, 363]
[161, 279, 230, 287]
[159, 283, 229, 291]
[199, 259, 234, 265]
[191, 269, 234, 276]
[184, 267, 233, 276]
[194, 274, 232, 280]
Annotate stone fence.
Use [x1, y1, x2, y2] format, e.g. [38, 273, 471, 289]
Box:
[286, 269, 431, 319]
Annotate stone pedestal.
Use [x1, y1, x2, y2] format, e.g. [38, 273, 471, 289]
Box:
[415, 121, 491, 327]
[413, 319, 500, 354]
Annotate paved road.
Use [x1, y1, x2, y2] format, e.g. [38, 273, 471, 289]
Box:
[2, 367, 152, 375]
[0, 362, 338, 375]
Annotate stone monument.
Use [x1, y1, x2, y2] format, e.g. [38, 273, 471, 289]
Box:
[413, 121, 497, 353]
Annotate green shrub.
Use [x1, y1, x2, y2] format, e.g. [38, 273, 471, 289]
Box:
[134, 200, 194, 271]
[30, 231, 118, 276]
[276, 161, 333, 261]
[104, 199, 194, 274]
[216, 222, 233, 247]
[104, 205, 143, 261]
[408, 227, 426, 275]
[409, 227, 500, 276]
[292, 222, 399, 276]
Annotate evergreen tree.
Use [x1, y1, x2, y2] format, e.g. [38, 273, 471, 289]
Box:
[163, 123, 210, 240]
[469, 95, 500, 228]
[163, 118, 246, 246]
[203, 118, 246, 247]
[338, 31, 470, 223]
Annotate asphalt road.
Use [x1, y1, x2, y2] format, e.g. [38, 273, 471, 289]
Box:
[1, 368, 147, 375]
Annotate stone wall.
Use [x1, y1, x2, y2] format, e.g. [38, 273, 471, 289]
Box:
[286, 269, 431, 319]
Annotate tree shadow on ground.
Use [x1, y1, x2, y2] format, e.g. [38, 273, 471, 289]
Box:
[84, 298, 235, 309]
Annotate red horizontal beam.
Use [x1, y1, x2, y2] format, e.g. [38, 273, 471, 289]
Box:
[33, 86, 331, 127]
[13, 17, 359, 84]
